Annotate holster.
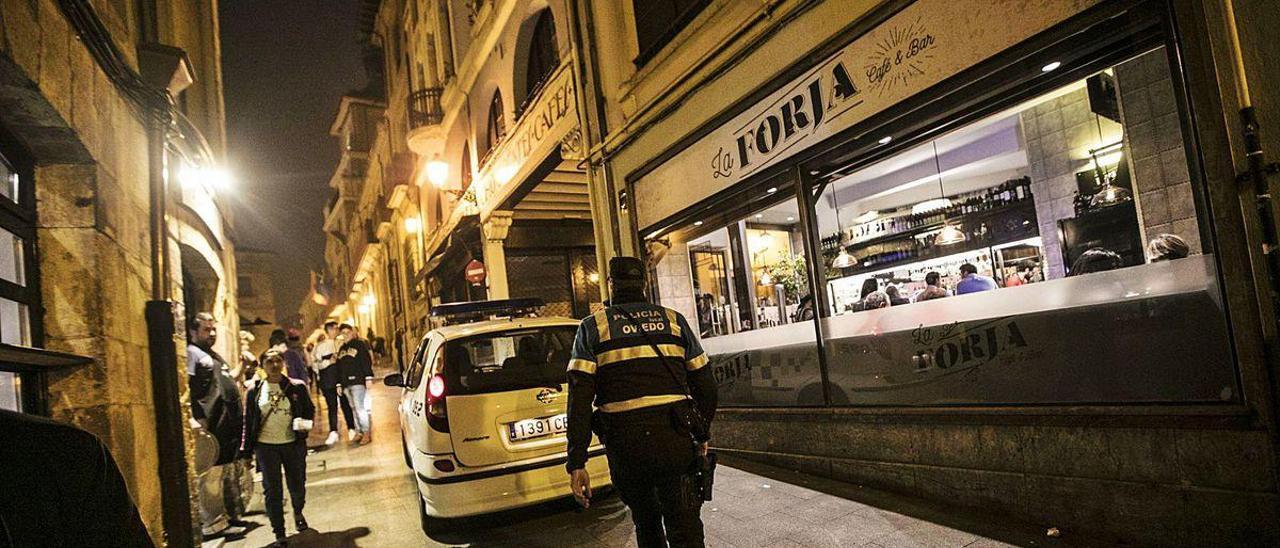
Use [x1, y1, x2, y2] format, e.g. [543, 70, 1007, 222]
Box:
[679, 451, 717, 506]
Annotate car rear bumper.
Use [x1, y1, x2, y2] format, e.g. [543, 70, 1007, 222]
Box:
[415, 449, 611, 518]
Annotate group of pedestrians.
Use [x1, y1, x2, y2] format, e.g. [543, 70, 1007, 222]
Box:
[313, 321, 374, 446]
[185, 314, 377, 545]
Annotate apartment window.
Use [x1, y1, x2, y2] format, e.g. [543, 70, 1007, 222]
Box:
[524, 9, 559, 102]
[0, 128, 46, 413]
[632, 0, 709, 66]
[485, 90, 506, 156]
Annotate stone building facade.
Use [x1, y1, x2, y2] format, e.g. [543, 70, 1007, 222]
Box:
[0, 0, 239, 543]
[309, 0, 603, 373]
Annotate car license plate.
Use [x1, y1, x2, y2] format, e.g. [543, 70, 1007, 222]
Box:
[508, 414, 567, 441]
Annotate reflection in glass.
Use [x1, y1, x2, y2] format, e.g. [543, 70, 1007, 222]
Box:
[0, 226, 25, 286]
[0, 371, 19, 412]
[0, 298, 29, 346]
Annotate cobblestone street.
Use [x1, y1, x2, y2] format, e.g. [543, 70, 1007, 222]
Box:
[212, 379, 1052, 548]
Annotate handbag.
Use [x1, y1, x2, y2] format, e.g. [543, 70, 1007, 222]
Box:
[612, 306, 717, 503]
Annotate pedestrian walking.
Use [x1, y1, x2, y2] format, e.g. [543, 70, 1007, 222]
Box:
[312, 321, 356, 446]
[566, 256, 719, 548]
[241, 350, 316, 544]
[337, 323, 375, 445]
[187, 312, 249, 539]
[266, 329, 309, 384]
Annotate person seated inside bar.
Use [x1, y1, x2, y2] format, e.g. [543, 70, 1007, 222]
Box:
[1069, 247, 1124, 276]
[955, 263, 997, 295]
[1148, 233, 1190, 263]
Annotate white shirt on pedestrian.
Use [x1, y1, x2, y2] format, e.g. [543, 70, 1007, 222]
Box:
[313, 339, 337, 371]
[257, 383, 294, 445]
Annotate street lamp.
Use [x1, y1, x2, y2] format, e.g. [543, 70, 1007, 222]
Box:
[179, 163, 234, 190]
[426, 155, 449, 188]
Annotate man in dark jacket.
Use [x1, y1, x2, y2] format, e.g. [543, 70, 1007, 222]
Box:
[0, 409, 153, 546]
[336, 324, 374, 444]
[187, 312, 248, 539]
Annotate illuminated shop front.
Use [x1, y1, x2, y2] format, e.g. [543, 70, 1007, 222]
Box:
[638, 0, 1233, 407]
[613, 0, 1278, 542]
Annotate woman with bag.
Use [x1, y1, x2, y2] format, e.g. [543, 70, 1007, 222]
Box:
[241, 350, 316, 544]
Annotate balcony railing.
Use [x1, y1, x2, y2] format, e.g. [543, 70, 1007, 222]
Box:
[408, 87, 444, 130]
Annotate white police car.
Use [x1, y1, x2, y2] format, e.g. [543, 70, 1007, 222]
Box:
[383, 299, 610, 531]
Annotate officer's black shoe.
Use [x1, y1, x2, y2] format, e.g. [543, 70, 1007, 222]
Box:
[272, 529, 288, 545]
[295, 514, 309, 533]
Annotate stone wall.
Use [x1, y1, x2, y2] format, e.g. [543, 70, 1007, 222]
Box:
[0, 0, 230, 543]
[1114, 49, 1202, 254]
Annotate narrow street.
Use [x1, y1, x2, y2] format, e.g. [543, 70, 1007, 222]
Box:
[214, 374, 1041, 548]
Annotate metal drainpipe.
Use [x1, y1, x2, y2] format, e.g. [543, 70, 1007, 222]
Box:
[146, 114, 195, 546]
[1220, 0, 1280, 522]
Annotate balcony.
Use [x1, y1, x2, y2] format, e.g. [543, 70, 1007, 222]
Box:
[407, 87, 445, 155]
[408, 88, 444, 129]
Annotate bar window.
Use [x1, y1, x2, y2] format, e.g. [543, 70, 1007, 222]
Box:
[650, 183, 824, 406]
[813, 46, 1236, 405]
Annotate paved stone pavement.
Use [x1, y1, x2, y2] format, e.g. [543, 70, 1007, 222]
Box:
[212, 377, 1051, 547]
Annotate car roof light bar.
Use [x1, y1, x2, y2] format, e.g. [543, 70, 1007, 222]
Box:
[429, 298, 546, 323]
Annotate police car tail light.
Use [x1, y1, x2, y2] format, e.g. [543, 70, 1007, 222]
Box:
[427, 374, 447, 403]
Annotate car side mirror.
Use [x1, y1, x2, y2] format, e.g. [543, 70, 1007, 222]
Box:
[383, 373, 404, 387]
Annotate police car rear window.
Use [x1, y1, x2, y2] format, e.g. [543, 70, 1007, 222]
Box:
[442, 327, 577, 395]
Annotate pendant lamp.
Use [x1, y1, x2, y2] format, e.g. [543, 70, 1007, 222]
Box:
[922, 141, 966, 245]
[829, 188, 858, 269]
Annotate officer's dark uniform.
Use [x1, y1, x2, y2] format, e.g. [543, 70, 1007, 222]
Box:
[566, 257, 718, 548]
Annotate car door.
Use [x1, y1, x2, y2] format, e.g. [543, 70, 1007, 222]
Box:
[404, 335, 442, 454]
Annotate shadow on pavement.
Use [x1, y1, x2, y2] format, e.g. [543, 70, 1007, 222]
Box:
[263, 526, 371, 548]
[720, 455, 1104, 547]
[424, 491, 629, 547]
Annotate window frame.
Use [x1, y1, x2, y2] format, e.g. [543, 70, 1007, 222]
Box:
[631, 0, 712, 68]
[0, 125, 53, 415]
[632, 0, 1253, 415]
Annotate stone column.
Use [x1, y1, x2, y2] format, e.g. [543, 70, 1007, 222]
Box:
[482, 211, 514, 300]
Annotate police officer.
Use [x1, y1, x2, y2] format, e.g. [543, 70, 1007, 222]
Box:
[566, 256, 718, 548]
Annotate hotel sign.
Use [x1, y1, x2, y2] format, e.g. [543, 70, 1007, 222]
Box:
[633, 0, 1098, 230]
[478, 63, 579, 220]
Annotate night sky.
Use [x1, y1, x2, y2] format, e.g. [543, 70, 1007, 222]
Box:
[219, 1, 366, 323]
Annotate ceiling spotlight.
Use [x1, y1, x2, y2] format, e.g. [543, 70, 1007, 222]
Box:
[1041, 61, 1062, 72]
[755, 214, 763, 219]
[693, 221, 703, 226]
[786, 216, 795, 222]
[877, 136, 892, 145]
[767, 187, 778, 194]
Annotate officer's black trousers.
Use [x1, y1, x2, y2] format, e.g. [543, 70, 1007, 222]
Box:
[604, 406, 704, 548]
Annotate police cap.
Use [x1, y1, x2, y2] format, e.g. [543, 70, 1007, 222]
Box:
[608, 256, 646, 285]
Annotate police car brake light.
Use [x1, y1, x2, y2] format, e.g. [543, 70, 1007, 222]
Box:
[427, 374, 447, 402]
